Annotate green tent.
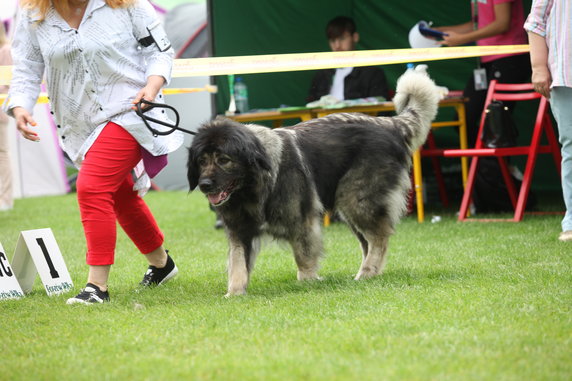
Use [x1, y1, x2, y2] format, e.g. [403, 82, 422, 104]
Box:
[206, 0, 562, 195]
[209, 0, 477, 113]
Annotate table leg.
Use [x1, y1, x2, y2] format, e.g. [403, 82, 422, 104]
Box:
[456, 103, 470, 216]
[412, 150, 424, 223]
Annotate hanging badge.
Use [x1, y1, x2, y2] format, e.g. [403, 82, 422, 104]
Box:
[147, 20, 171, 52]
[473, 68, 488, 91]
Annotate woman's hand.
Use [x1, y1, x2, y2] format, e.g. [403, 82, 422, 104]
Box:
[440, 31, 467, 47]
[132, 75, 166, 109]
[12, 107, 40, 142]
[531, 66, 552, 99]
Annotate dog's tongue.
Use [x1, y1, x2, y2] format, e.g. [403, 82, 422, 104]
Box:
[208, 191, 227, 205]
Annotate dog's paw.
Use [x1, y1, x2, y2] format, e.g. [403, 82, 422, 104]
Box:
[225, 288, 247, 298]
[354, 269, 378, 280]
[297, 271, 322, 281]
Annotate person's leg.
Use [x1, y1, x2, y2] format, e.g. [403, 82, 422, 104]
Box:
[112, 174, 178, 282]
[550, 87, 572, 237]
[463, 72, 488, 147]
[113, 176, 165, 260]
[72, 122, 145, 296]
[0, 119, 13, 211]
[111, 144, 178, 285]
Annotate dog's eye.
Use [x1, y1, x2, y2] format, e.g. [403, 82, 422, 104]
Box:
[218, 157, 231, 165]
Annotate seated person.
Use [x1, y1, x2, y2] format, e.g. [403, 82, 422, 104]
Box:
[307, 16, 390, 103]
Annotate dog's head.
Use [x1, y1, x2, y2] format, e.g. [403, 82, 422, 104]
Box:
[187, 118, 272, 206]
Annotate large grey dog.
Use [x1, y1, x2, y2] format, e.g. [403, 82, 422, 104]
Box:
[187, 68, 440, 296]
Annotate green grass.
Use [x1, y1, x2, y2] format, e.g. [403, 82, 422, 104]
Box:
[1, 191, 571, 380]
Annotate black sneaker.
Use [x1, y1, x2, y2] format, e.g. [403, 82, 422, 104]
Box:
[140, 253, 178, 287]
[66, 283, 109, 305]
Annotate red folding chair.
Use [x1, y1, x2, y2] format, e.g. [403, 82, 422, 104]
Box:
[437, 80, 561, 222]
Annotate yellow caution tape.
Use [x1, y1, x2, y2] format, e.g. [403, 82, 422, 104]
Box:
[172, 45, 529, 78]
[0, 85, 218, 105]
[0, 45, 529, 86]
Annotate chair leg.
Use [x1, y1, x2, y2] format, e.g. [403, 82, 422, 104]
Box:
[514, 162, 536, 222]
[497, 157, 518, 209]
[513, 118, 546, 221]
[426, 133, 449, 207]
[458, 156, 480, 221]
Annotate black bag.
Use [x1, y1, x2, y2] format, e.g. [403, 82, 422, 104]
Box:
[481, 100, 518, 148]
[472, 158, 537, 213]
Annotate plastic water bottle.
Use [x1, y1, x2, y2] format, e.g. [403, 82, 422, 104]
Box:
[234, 77, 249, 114]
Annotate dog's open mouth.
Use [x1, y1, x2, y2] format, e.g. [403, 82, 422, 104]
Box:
[206, 182, 236, 206]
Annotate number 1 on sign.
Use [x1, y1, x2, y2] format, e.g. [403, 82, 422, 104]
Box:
[36, 238, 60, 279]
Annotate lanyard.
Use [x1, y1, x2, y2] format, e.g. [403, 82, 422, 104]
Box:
[471, 0, 479, 31]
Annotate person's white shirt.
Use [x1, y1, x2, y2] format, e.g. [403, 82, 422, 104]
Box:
[329, 67, 354, 101]
[4, 0, 183, 168]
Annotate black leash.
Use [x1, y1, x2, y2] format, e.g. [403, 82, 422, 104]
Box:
[135, 99, 196, 136]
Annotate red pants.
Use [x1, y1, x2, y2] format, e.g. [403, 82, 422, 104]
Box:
[76, 122, 164, 265]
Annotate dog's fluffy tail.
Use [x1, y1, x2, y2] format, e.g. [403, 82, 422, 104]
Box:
[392, 66, 441, 152]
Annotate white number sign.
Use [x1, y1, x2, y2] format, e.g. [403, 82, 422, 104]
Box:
[11, 228, 73, 296]
[0, 242, 25, 300]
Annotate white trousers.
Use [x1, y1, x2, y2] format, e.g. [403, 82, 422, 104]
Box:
[550, 86, 572, 232]
[0, 119, 13, 210]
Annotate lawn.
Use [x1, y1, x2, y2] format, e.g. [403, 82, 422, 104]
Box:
[1, 191, 570, 380]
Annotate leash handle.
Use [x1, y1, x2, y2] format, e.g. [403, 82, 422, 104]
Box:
[135, 99, 196, 136]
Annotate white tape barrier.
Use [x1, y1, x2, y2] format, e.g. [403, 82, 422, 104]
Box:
[0, 86, 218, 105]
[0, 45, 529, 86]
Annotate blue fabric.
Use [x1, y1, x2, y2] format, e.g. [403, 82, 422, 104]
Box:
[550, 86, 572, 231]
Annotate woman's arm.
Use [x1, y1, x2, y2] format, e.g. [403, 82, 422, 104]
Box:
[441, 2, 512, 46]
[3, 10, 44, 141]
[128, 0, 174, 108]
[524, 0, 553, 97]
[434, 21, 473, 34]
[528, 31, 551, 98]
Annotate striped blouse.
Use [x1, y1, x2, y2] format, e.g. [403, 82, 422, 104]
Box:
[524, 0, 572, 88]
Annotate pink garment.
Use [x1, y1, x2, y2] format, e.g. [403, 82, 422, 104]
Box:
[141, 148, 168, 178]
[476, 0, 528, 63]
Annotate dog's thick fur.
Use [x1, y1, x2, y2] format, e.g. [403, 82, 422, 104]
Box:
[187, 68, 440, 296]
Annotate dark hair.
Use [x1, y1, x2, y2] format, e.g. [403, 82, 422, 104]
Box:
[325, 16, 356, 40]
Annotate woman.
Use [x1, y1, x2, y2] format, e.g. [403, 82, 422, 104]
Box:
[3, 0, 184, 303]
[525, 0, 572, 241]
[437, 0, 530, 143]
[435, 0, 532, 213]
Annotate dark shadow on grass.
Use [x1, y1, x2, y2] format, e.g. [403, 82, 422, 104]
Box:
[244, 266, 471, 298]
[116, 265, 472, 307]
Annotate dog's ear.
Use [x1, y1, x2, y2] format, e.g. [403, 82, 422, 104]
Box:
[249, 138, 272, 172]
[186, 147, 200, 191]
